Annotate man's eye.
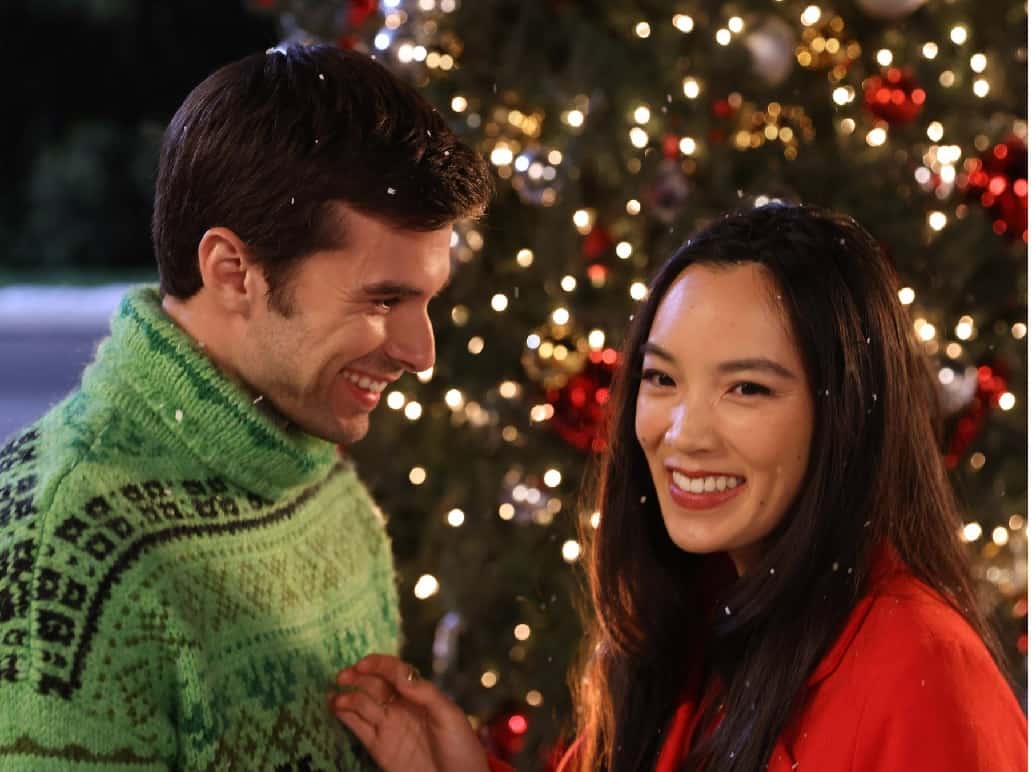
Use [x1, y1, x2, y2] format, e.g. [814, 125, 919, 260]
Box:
[374, 297, 402, 312]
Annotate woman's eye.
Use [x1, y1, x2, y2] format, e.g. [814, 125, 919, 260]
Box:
[732, 381, 772, 397]
[641, 368, 673, 387]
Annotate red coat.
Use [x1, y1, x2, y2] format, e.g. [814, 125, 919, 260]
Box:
[654, 550, 1027, 771]
[549, 549, 1026, 772]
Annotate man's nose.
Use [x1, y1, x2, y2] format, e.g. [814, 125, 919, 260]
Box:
[384, 310, 435, 374]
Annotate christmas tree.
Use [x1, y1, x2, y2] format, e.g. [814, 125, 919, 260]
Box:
[243, 0, 1027, 766]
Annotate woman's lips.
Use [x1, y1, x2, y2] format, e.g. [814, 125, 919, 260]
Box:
[666, 469, 747, 510]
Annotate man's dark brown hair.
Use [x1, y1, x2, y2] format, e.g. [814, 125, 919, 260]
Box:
[152, 43, 492, 312]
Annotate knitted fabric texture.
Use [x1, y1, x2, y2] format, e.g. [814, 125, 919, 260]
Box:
[0, 286, 400, 770]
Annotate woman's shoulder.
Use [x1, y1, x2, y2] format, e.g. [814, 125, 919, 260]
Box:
[793, 571, 1026, 771]
[857, 570, 991, 665]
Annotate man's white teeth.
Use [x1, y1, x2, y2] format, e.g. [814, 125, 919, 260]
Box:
[671, 471, 744, 494]
[344, 370, 388, 393]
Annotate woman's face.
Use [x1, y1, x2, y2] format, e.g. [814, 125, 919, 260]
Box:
[635, 262, 815, 575]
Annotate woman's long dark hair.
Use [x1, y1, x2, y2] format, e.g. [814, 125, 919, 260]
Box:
[570, 204, 1008, 771]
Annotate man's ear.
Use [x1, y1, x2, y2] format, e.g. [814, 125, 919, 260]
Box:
[196, 227, 267, 317]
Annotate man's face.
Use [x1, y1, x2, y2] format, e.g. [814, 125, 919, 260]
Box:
[241, 205, 453, 445]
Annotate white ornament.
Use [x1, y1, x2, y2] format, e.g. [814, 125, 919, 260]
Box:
[744, 16, 796, 87]
[854, 0, 929, 20]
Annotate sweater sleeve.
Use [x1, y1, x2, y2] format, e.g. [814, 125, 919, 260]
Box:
[851, 635, 1027, 772]
[0, 681, 173, 770]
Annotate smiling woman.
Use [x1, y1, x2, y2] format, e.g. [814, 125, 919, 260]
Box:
[634, 262, 814, 575]
[567, 203, 1026, 772]
[325, 204, 1026, 772]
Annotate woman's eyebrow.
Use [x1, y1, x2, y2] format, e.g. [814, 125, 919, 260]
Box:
[716, 358, 796, 379]
[642, 343, 797, 380]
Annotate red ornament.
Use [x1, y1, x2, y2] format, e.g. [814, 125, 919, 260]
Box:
[581, 224, 613, 261]
[347, 0, 378, 28]
[944, 362, 1008, 468]
[960, 136, 1028, 242]
[482, 708, 529, 761]
[547, 349, 619, 453]
[662, 133, 680, 159]
[863, 68, 926, 125]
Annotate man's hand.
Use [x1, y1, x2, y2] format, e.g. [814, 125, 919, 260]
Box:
[330, 654, 491, 772]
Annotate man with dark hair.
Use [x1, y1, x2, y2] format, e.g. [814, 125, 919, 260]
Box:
[0, 44, 491, 769]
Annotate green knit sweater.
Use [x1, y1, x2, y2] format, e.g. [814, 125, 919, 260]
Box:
[0, 287, 400, 770]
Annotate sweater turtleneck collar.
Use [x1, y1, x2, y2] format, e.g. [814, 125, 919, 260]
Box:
[82, 285, 338, 499]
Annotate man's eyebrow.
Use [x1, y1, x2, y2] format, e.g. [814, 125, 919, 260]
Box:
[360, 281, 426, 298]
[641, 342, 797, 379]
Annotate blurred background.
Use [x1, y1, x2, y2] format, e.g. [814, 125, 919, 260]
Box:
[3, 0, 1026, 768]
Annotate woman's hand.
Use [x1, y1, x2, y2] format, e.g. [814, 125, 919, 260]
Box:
[330, 654, 491, 772]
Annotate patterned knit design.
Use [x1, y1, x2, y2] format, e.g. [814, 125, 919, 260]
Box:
[0, 287, 400, 770]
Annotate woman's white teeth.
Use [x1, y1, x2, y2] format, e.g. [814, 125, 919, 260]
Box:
[671, 471, 743, 494]
[344, 370, 388, 393]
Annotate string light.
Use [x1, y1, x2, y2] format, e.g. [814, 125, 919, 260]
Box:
[993, 527, 1010, 546]
[635, 21, 651, 38]
[491, 293, 509, 311]
[468, 336, 485, 354]
[446, 508, 465, 527]
[499, 503, 516, 520]
[962, 522, 983, 542]
[950, 25, 968, 45]
[417, 367, 434, 383]
[715, 28, 732, 46]
[630, 282, 648, 301]
[672, 14, 694, 33]
[970, 53, 988, 73]
[1011, 323, 1026, 339]
[629, 127, 649, 148]
[514, 624, 531, 641]
[998, 392, 1016, 411]
[679, 136, 697, 154]
[800, 5, 822, 26]
[561, 275, 577, 292]
[633, 105, 651, 124]
[543, 468, 562, 487]
[728, 16, 744, 33]
[898, 287, 916, 305]
[404, 401, 423, 420]
[928, 211, 948, 231]
[876, 49, 893, 66]
[386, 391, 406, 410]
[552, 307, 571, 325]
[414, 574, 439, 599]
[922, 42, 939, 59]
[444, 389, 465, 410]
[526, 690, 544, 707]
[481, 670, 499, 688]
[626, 199, 642, 215]
[955, 316, 974, 340]
[410, 466, 427, 485]
[682, 77, 701, 99]
[562, 540, 582, 562]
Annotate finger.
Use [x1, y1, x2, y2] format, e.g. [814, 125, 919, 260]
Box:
[336, 672, 397, 706]
[336, 706, 378, 748]
[334, 688, 387, 727]
[351, 657, 452, 718]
